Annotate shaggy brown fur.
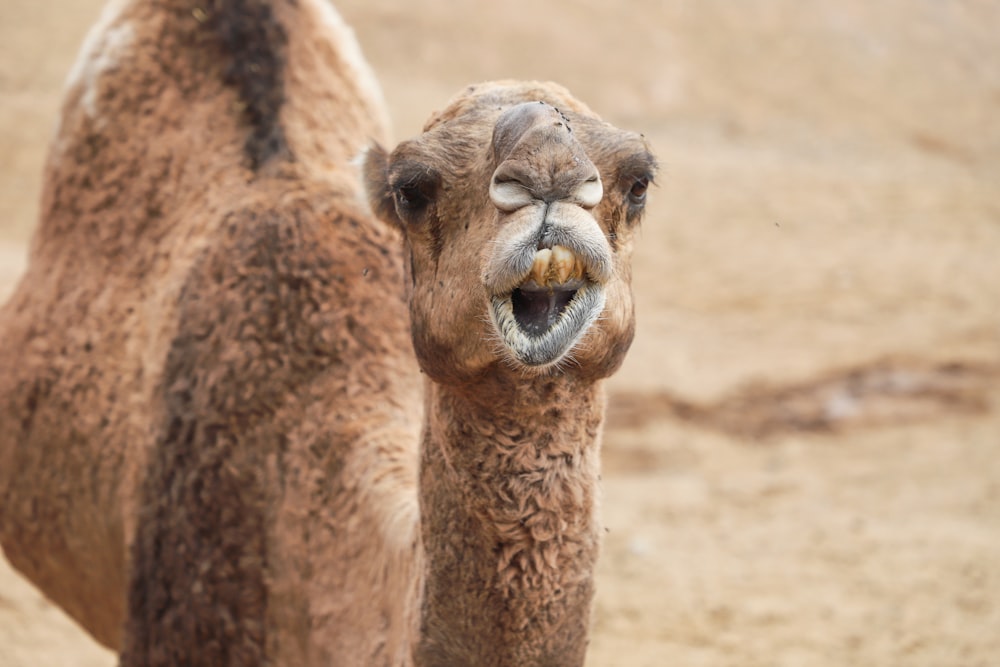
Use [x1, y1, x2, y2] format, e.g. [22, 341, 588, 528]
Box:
[364, 82, 656, 665]
[0, 1, 655, 665]
[0, 0, 421, 663]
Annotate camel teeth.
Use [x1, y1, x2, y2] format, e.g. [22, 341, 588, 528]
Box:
[551, 245, 574, 285]
[529, 248, 552, 285]
[522, 245, 585, 288]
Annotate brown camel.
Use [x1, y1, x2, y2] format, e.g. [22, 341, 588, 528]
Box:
[363, 87, 656, 665]
[0, 0, 656, 665]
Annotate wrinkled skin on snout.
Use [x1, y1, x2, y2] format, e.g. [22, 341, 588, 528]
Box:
[364, 81, 657, 385]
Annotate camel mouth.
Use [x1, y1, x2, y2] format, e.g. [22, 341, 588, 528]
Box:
[510, 279, 584, 337]
[489, 246, 606, 367]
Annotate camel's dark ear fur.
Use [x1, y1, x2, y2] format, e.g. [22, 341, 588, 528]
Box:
[362, 143, 402, 230]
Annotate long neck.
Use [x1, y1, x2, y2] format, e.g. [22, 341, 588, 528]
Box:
[415, 375, 606, 666]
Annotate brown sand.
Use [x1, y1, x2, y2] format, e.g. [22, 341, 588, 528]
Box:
[1, 1, 998, 664]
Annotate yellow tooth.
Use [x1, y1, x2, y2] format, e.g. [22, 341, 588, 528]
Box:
[571, 256, 584, 281]
[530, 248, 552, 284]
[551, 245, 574, 284]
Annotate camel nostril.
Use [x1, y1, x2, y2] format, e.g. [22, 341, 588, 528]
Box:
[490, 170, 535, 212]
[574, 174, 603, 209]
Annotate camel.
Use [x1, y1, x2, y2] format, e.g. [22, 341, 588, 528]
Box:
[0, 0, 656, 665]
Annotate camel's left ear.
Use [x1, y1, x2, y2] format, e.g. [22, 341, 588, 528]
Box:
[361, 142, 403, 230]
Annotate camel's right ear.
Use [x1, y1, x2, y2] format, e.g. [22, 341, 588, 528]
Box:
[361, 143, 403, 230]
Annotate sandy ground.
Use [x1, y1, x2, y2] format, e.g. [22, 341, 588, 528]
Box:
[1, 0, 999, 665]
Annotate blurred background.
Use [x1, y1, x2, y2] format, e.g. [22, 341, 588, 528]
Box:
[1, 0, 998, 665]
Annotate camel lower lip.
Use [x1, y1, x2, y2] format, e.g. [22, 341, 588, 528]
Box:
[490, 283, 606, 367]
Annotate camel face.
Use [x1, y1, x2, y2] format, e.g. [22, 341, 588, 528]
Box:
[365, 81, 656, 383]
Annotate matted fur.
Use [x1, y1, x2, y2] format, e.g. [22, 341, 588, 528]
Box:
[0, 0, 419, 663]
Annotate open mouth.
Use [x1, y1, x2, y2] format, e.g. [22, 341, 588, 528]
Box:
[489, 245, 606, 367]
[511, 279, 583, 337]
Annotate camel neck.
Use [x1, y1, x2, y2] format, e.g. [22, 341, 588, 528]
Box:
[414, 375, 605, 666]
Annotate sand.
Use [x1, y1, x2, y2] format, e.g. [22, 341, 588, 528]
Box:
[1, 0, 998, 664]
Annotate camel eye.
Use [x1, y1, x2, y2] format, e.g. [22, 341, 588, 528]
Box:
[389, 165, 440, 220]
[396, 184, 428, 209]
[628, 177, 649, 205]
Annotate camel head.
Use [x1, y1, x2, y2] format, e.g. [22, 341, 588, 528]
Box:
[364, 81, 656, 384]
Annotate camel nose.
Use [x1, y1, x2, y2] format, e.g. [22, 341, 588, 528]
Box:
[489, 102, 603, 212]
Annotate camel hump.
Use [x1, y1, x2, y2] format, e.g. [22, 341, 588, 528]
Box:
[59, 0, 290, 168]
[195, 0, 292, 168]
[36, 0, 388, 279]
